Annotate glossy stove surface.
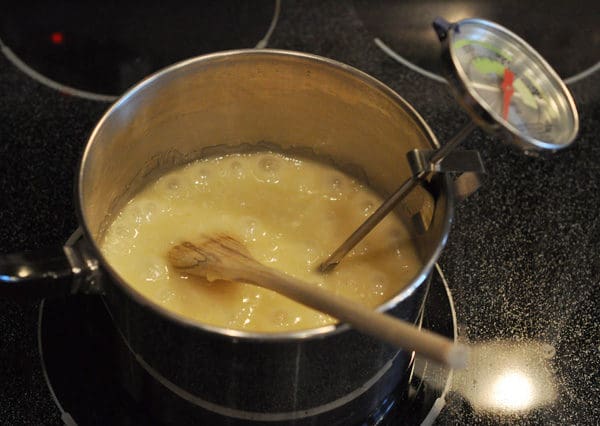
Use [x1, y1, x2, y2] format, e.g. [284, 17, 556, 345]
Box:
[1, 1, 599, 424]
[0, 0, 278, 98]
[353, 0, 599, 82]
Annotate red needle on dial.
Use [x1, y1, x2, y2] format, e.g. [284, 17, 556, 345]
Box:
[501, 67, 515, 120]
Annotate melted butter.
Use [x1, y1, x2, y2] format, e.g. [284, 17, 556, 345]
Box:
[101, 152, 422, 332]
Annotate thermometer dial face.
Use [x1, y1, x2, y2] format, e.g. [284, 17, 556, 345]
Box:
[448, 19, 578, 150]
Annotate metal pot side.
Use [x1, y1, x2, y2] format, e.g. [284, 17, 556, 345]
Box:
[76, 50, 453, 420]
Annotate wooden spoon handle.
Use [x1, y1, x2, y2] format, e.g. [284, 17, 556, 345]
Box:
[169, 237, 468, 369]
[246, 266, 468, 369]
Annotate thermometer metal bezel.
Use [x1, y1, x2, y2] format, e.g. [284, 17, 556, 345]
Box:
[436, 18, 579, 152]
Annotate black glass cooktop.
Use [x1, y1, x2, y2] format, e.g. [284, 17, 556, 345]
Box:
[354, 0, 599, 81]
[0, 0, 278, 97]
[1, 1, 599, 424]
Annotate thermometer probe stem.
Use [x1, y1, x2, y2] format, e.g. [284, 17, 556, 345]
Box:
[319, 121, 477, 273]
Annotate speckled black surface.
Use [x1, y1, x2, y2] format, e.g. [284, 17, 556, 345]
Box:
[0, 1, 598, 424]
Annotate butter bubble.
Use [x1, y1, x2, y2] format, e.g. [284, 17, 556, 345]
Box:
[243, 217, 260, 241]
[323, 175, 344, 200]
[140, 202, 157, 222]
[145, 262, 167, 282]
[361, 200, 374, 216]
[272, 310, 290, 327]
[158, 288, 175, 303]
[167, 178, 180, 190]
[253, 155, 281, 183]
[194, 167, 210, 186]
[230, 160, 245, 178]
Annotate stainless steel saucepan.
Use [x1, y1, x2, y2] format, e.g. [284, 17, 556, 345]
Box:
[1, 50, 453, 424]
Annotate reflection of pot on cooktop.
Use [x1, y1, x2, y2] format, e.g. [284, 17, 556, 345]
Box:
[0, 0, 280, 99]
[353, 0, 599, 82]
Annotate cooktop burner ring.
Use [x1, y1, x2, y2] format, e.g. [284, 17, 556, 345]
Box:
[0, 0, 281, 101]
[36, 232, 457, 425]
[374, 38, 600, 86]
[353, 0, 599, 86]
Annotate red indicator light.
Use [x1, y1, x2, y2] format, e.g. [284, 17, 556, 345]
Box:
[50, 32, 64, 45]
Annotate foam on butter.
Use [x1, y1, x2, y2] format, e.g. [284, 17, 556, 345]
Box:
[102, 152, 422, 332]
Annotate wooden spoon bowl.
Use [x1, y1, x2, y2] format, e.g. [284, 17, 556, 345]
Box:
[169, 234, 468, 369]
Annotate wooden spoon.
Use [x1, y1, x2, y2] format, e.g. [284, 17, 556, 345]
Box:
[168, 234, 468, 369]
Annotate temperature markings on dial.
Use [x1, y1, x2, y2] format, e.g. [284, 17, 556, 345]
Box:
[515, 121, 554, 136]
[455, 43, 540, 112]
[472, 57, 505, 75]
[445, 18, 578, 149]
[511, 99, 547, 133]
[453, 39, 512, 61]
[455, 41, 510, 69]
[502, 73, 548, 111]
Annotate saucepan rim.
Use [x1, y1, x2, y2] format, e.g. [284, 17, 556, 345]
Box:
[77, 49, 454, 342]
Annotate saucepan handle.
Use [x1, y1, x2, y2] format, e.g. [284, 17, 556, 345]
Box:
[0, 229, 102, 299]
